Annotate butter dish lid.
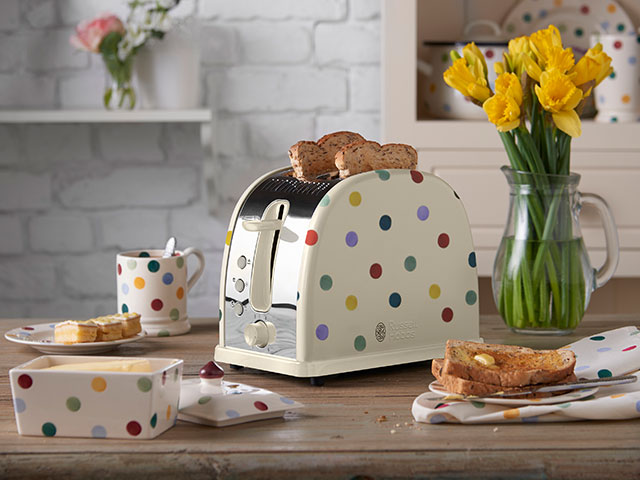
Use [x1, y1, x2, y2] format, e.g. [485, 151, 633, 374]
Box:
[178, 362, 303, 427]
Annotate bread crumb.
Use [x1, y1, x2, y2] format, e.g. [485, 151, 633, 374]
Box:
[493, 427, 499, 432]
[376, 415, 387, 423]
[390, 429, 396, 434]
[395, 423, 400, 428]
[330, 435, 344, 439]
[364, 411, 368, 414]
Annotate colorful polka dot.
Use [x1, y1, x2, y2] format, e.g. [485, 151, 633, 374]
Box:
[370, 263, 382, 279]
[316, 324, 329, 340]
[254, 401, 268, 411]
[92, 377, 107, 392]
[162, 273, 174, 285]
[629, 56, 637, 65]
[320, 275, 333, 291]
[354, 335, 366, 351]
[404, 256, 416, 271]
[22, 326, 34, 331]
[623, 345, 637, 351]
[127, 260, 137, 270]
[66, 397, 81, 412]
[468, 252, 476, 268]
[376, 170, 390, 181]
[417, 205, 429, 221]
[346, 295, 358, 311]
[429, 83, 437, 93]
[597, 347, 611, 352]
[226, 409, 240, 418]
[117, 264, 122, 275]
[614, 40, 622, 49]
[280, 397, 295, 405]
[580, 5, 589, 14]
[429, 284, 441, 299]
[410, 170, 423, 183]
[198, 396, 212, 405]
[438, 233, 450, 248]
[610, 393, 625, 399]
[574, 27, 583, 37]
[598, 369, 613, 378]
[485, 49, 494, 59]
[522, 12, 532, 22]
[137, 377, 152, 392]
[150, 414, 157, 428]
[429, 414, 447, 424]
[151, 299, 163, 311]
[170, 308, 179, 321]
[122, 303, 129, 313]
[636, 400, 640, 413]
[503, 409, 520, 419]
[522, 416, 539, 423]
[616, 23, 625, 31]
[346, 231, 358, 247]
[121, 283, 129, 295]
[148, 260, 160, 273]
[471, 401, 485, 408]
[319, 194, 330, 207]
[465, 290, 477, 305]
[442, 307, 454, 323]
[134, 277, 145, 289]
[575, 365, 590, 371]
[158, 330, 170, 337]
[176, 256, 184, 268]
[91, 425, 107, 438]
[389, 292, 402, 308]
[349, 191, 362, 206]
[18, 374, 32, 389]
[139, 251, 150, 258]
[42, 422, 57, 436]
[162, 371, 167, 385]
[225, 231, 232, 246]
[590, 335, 605, 341]
[305, 230, 318, 246]
[622, 94, 631, 104]
[127, 421, 142, 436]
[379, 215, 392, 231]
[177, 287, 184, 299]
[539, 9, 548, 18]
[166, 405, 172, 420]
[14, 398, 25, 413]
[557, 402, 571, 409]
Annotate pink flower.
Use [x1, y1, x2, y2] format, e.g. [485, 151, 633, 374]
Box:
[70, 13, 125, 53]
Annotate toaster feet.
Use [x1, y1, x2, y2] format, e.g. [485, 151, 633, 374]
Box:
[229, 364, 244, 370]
[309, 377, 325, 387]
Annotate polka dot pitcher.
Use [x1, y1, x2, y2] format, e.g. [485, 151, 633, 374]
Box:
[116, 248, 205, 336]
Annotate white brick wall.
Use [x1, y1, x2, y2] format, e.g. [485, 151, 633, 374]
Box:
[0, 0, 382, 319]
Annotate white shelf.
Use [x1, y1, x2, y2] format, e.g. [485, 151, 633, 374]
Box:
[0, 109, 212, 124]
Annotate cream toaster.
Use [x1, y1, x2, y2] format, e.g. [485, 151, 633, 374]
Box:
[215, 167, 481, 382]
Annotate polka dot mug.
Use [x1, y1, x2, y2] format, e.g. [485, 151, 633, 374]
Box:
[116, 248, 205, 336]
[591, 32, 640, 123]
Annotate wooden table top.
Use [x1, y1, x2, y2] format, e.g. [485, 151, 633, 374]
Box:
[1, 315, 638, 479]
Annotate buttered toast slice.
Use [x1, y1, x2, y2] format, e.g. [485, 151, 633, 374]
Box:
[442, 340, 576, 387]
[431, 358, 577, 397]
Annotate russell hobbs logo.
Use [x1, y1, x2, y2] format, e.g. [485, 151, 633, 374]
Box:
[388, 320, 416, 341]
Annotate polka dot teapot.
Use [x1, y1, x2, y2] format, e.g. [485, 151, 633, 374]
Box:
[214, 167, 481, 382]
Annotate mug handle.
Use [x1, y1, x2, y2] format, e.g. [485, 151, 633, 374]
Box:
[580, 192, 619, 289]
[463, 19, 502, 38]
[183, 247, 206, 293]
[416, 59, 433, 77]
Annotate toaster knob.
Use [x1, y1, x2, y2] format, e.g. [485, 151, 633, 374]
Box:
[244, 320, 276, 348]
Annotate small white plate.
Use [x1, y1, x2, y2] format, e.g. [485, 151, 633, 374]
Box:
[4, 323, 145, 354]
[428, 381, 599, 406]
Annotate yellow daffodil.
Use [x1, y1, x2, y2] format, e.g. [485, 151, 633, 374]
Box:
[483, 93, 521, 132]
[483, 73, 523, 132]
[529, 24, 563, 66]
[545, 46, 575, 73]
[443, 57, 492, 103]
[535, 70, 583, 137]
[462, 42, 488, 80]
[571, 43, 613, 88]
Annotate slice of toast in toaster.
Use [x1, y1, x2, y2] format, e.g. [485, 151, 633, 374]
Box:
[335, 141, 418, 178]
[289, 131, 365, 180]
[431, 358, 577, 398]
[441, 340, 576, 387]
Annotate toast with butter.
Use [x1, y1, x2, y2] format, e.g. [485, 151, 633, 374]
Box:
[431, 358, 577, 397]
[441, 340, 576, 387]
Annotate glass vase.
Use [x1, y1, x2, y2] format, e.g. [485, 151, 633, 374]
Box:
[492, 167, 619, 335]
[103, 57, 135, 110]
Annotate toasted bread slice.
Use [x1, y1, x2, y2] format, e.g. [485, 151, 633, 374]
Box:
[335, 141, 418, 178]
[289, 131, 365, 180]
[442, 340, 576, 387]
[432, 358, 577, 398]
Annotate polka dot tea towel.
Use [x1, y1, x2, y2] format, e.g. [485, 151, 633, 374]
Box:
[412, 326, 640, 424]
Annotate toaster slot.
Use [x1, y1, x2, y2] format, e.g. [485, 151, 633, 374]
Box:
[244, 199, 290, 313]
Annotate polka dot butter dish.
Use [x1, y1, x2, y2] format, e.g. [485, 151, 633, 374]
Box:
[215, 167, 481, 379]
[9, 355, 182, 439]
[178, 362, 303, 427]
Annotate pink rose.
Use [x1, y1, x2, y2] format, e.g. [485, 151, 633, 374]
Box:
[70, 13, 125, 53]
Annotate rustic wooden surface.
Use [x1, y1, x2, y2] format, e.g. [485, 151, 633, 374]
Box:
[1, 315, 639, 479]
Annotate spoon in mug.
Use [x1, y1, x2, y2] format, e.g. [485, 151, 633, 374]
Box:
[162, 237, 177, 258]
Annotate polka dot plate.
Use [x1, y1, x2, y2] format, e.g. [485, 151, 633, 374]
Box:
[502, 0, 634, 55]
[4, 323, 145, 354]
[428, 381, 599, 406]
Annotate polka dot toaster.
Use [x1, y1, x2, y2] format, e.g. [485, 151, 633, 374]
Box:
[9, 355, 182, 439]
[214, 167, 481, 381]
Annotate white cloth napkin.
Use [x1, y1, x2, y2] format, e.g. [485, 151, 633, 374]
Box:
[412, 326, 640, 424]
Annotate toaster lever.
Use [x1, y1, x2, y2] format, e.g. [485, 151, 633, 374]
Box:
[248, 199, 290, 313]
[242, 219, 283, 232]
